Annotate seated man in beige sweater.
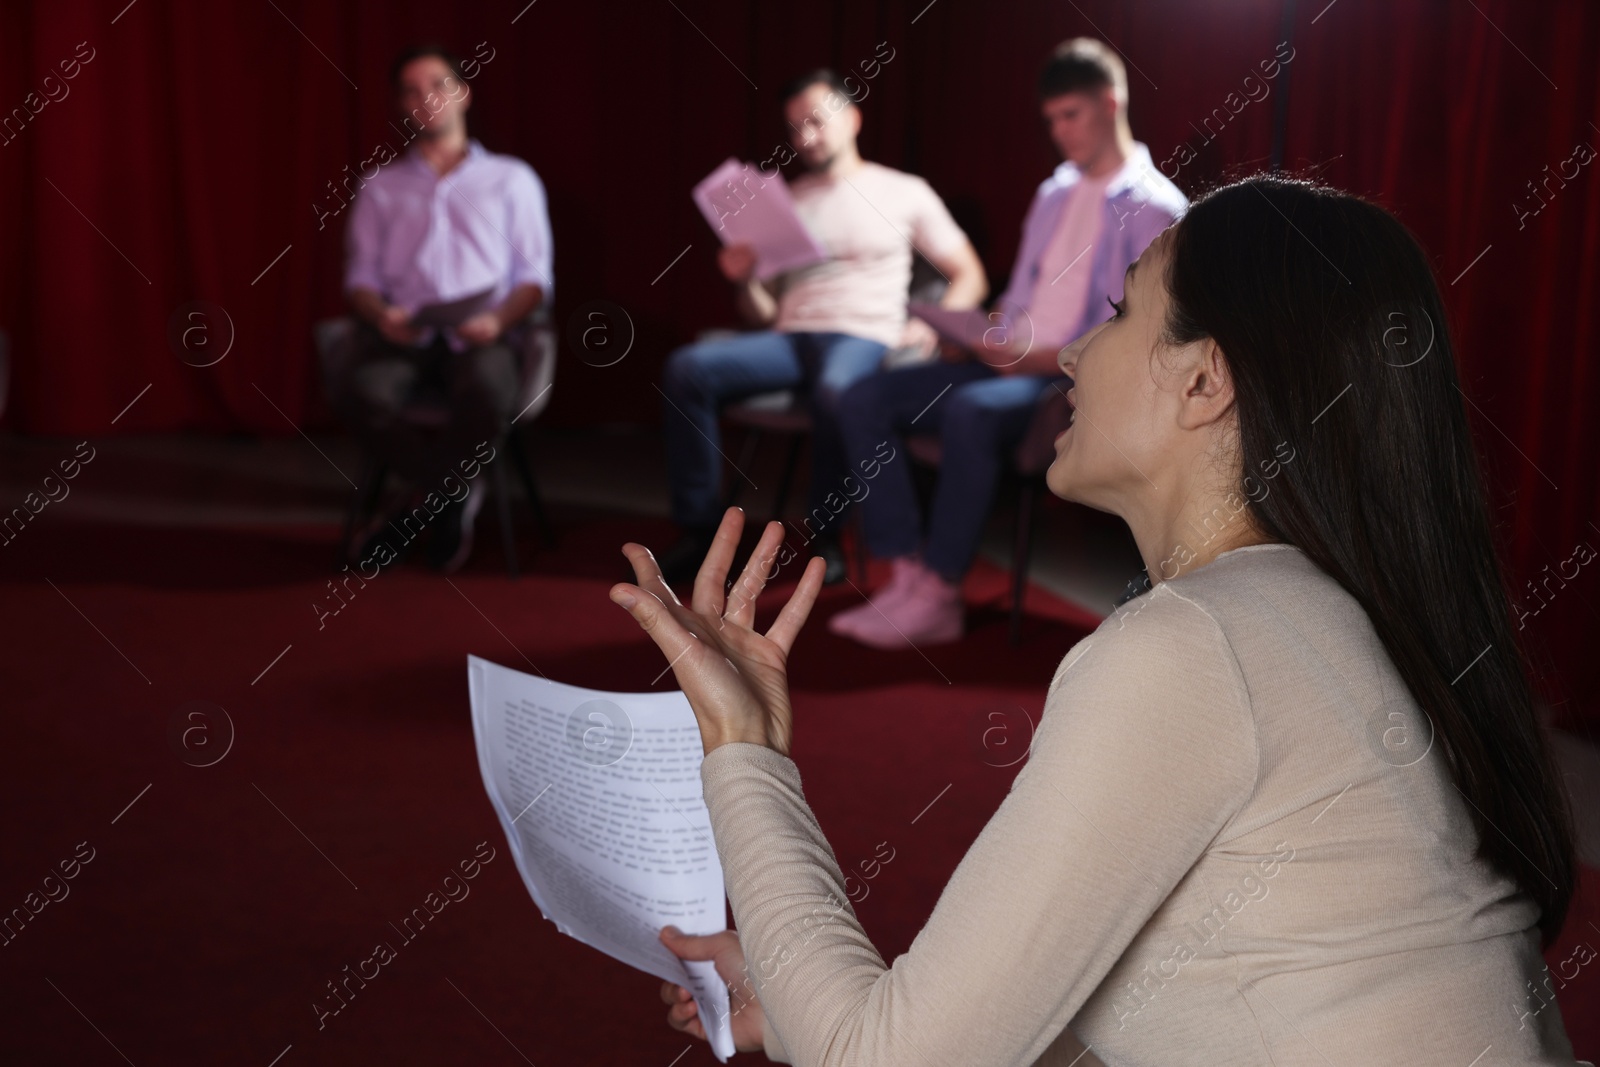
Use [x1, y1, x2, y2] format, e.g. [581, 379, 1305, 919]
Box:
[613, 177, 1583, 1065]
[656, 68, 987, 588]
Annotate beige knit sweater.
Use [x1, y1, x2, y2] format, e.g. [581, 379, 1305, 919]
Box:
[699, 544, 1581, 1066]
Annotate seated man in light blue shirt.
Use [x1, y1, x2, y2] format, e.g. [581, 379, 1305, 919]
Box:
[831, 38, 1186, 648]
[337, 45, 553, 573]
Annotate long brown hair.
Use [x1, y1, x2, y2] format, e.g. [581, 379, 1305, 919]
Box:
[1163, 175, 1576, 944]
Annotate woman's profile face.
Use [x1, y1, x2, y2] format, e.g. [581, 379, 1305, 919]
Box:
[1046, 226, 1183, 512]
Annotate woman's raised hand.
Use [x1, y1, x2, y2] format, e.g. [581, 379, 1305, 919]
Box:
[609, 507, 826, 757]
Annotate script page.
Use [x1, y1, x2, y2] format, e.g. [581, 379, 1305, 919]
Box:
[908, 299, 1044, 358]
[410, 287, 497, 328]
[468, 655, 736, 1061]
[692, 157, 828, 280]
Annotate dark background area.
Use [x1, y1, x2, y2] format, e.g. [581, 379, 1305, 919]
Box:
[2, 0, 1596, 727]
[1, 2, 1598, 1063]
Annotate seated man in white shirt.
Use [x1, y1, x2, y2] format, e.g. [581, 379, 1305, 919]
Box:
[829, 39, 1187, 647]
[655, 69, 988, 587]
[336, 45, 553, 573]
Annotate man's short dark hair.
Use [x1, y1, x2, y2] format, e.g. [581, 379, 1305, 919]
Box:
[390, 44, 467, 93]
[780, 68, 854, 107]
[1038, 38, 1128, 106]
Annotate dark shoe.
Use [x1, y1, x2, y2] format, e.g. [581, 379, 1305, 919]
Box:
[350, 522, 398, 569]
[427, 502, 466, 572]
[655, 528, 717, 588]
[817, 537, 848, 586]
[348, 487, 417, 568]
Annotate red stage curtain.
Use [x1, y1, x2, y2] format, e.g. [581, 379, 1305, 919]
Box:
[0, 0, 1595, 722]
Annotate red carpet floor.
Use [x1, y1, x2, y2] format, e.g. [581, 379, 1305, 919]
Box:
[1, 512, 1594, 1064]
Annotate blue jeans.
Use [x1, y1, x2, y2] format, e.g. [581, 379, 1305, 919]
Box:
[661, 330, 888, 533]
[837, 361, 1056, 583]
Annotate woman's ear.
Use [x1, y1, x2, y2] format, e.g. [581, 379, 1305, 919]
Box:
[1176, 338, 1235, 430]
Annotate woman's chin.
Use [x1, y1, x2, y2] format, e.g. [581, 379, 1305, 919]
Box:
[1044, 453, 1076, 501]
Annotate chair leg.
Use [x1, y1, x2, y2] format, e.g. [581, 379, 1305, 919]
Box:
[493, 453, 519, 579]
[507, 426, 554, 547]
[338, 457, 386, 569]
[725, 427, 762, 509]
[770, 434, 804, 525]
[851, 509, 868, 586]
[1010, 480, 1039, 646]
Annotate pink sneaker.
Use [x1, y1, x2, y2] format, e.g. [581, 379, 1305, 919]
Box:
[829, 557, 927, 639]
[836, 565, 964, 650]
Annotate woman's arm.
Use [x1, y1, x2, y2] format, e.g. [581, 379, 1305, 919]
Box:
[699, 588, 1259, 1067]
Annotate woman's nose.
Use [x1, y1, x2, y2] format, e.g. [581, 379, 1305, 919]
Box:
[1057, 321, 1103, 377]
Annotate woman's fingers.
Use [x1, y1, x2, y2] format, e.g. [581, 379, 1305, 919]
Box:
[659, 925, 732, 961]
[619, 541, 684, 609]
[691, 508, 746, 618]
[669, 1005, 706, 1041]
[724, 520, 787, 630]
[618, 543, 721, 640]
[609, 573, 702, 668]
[669, 989, 697, 1015]
[661, 979, 706, 1040]
[658, 928, 744, 1046]
[765, 555, 828, 654]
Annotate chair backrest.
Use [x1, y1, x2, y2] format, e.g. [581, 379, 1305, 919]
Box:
[512, 306, 556, 426]
[908, 249, 950, 306]
[882, 250, 952, 370]
[312, 316, 360, 411]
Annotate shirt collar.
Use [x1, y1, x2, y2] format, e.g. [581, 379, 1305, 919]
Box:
[1050, 141, 1156, 199]
[402, 137, 488, 176]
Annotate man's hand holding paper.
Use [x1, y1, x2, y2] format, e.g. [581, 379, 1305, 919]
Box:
[909, 300, 1045, 375]
[692, 158, 829, 281]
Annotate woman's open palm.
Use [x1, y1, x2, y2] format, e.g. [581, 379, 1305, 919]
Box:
[609, 508, 826, 756]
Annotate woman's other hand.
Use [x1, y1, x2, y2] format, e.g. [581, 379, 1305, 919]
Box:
[658, 926, 768, 1054]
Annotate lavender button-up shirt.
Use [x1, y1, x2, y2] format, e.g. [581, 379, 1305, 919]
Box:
[999, 141, 1187, 351]
[344, 139, 553, 348]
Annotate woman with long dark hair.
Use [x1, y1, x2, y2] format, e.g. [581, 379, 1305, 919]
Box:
[609, 175, 1582, 1065]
